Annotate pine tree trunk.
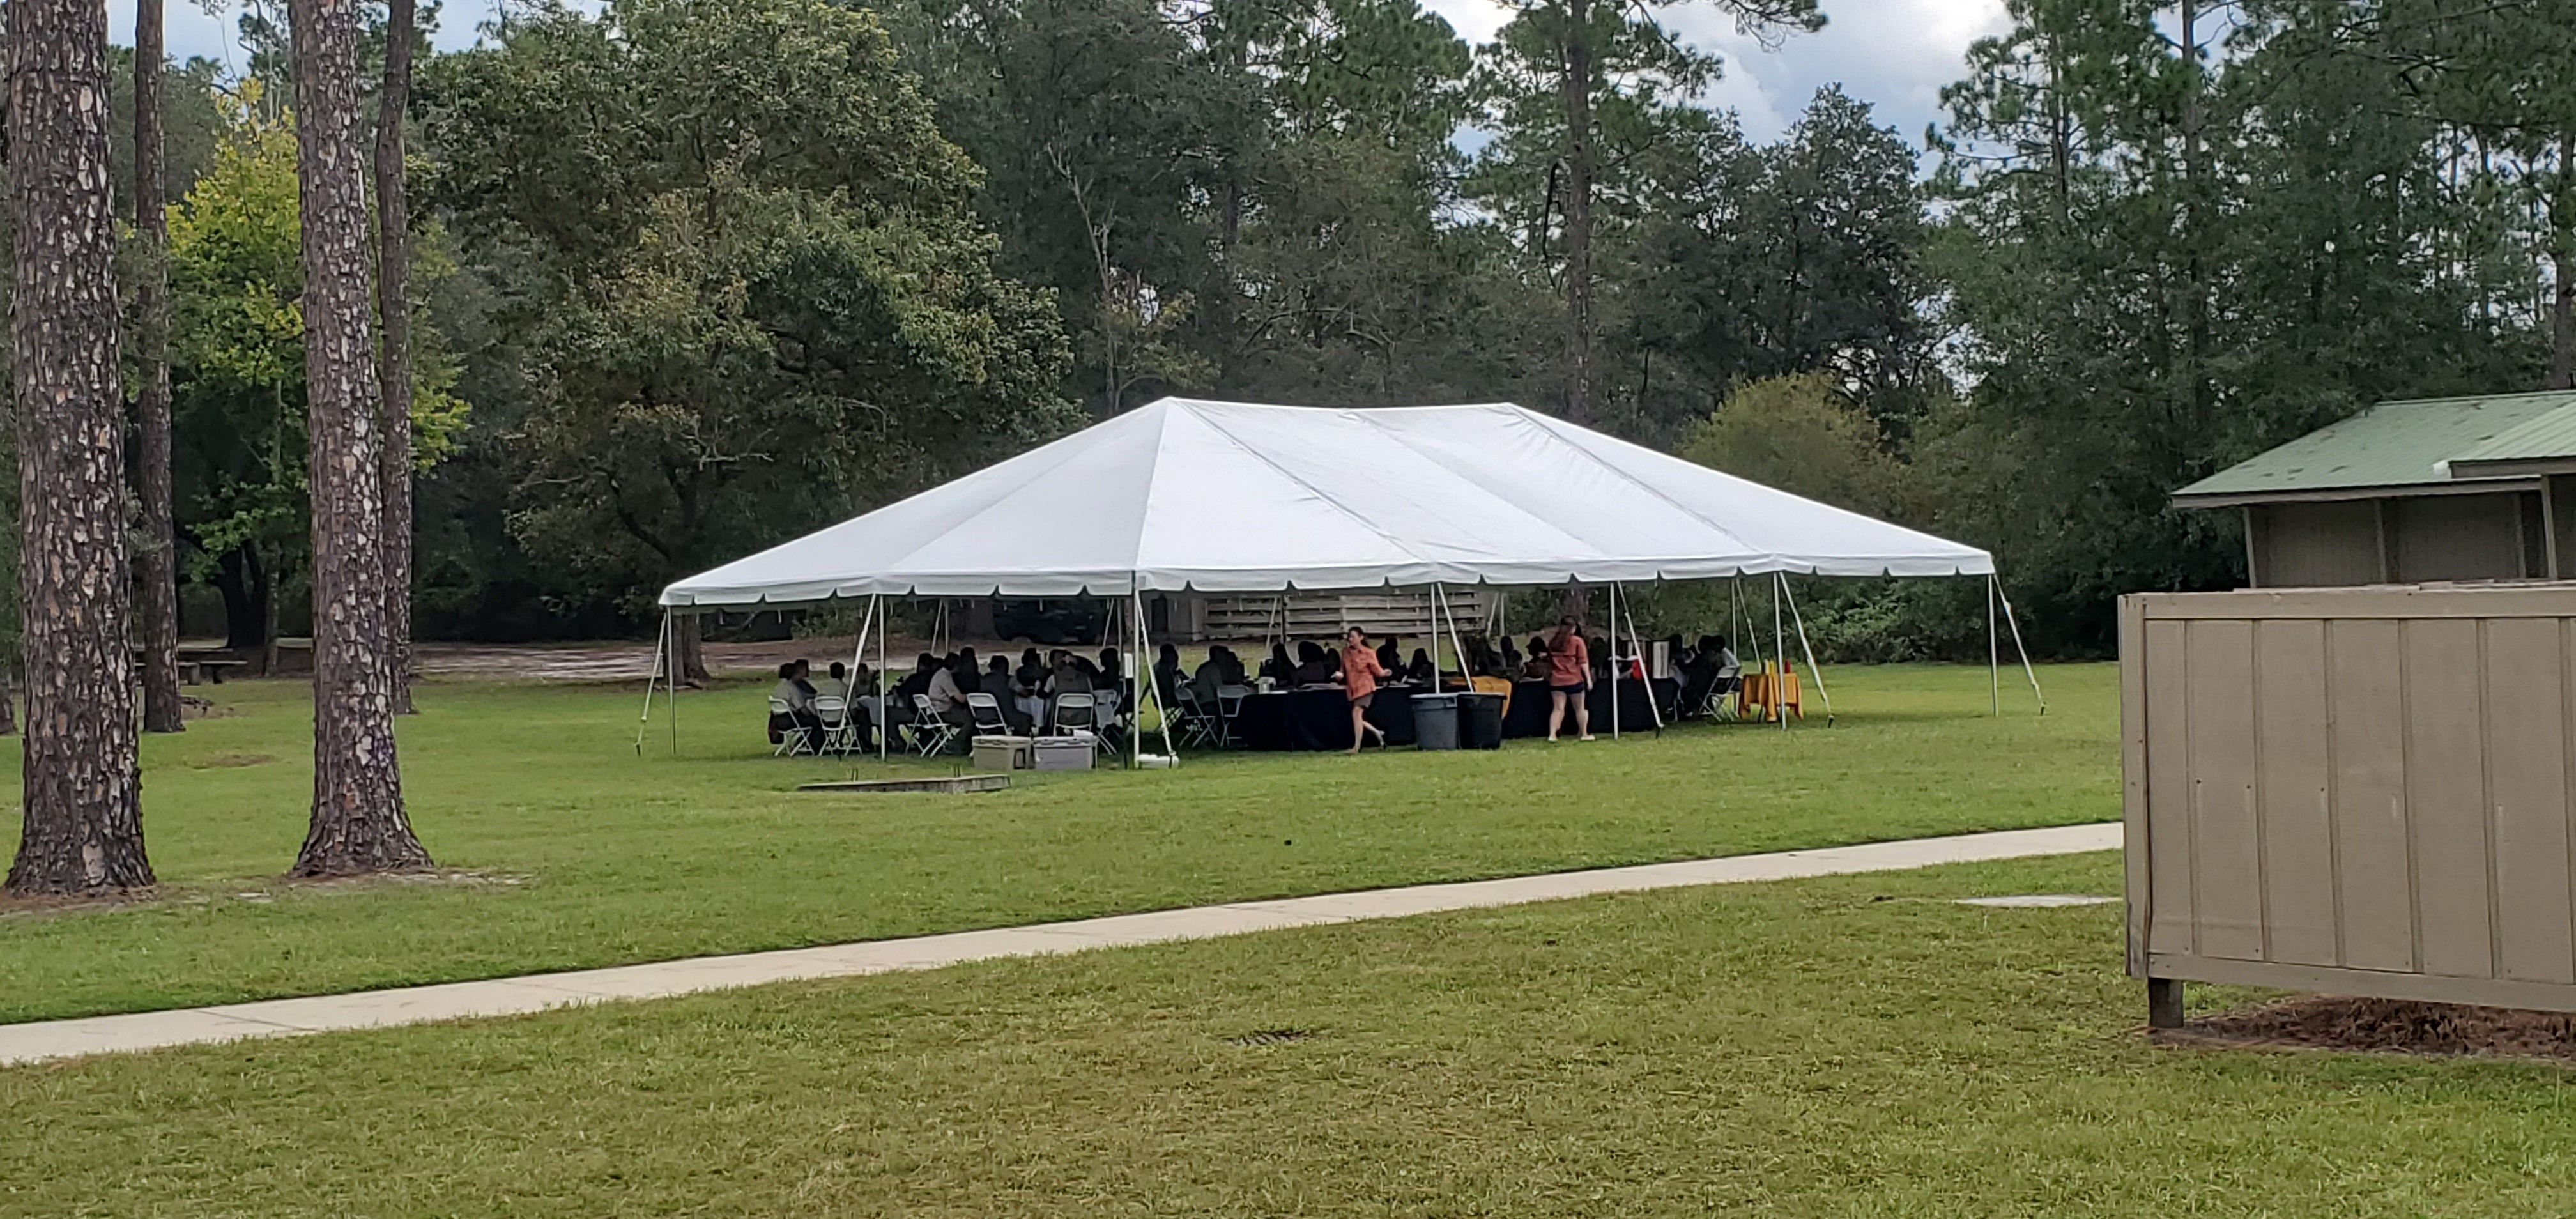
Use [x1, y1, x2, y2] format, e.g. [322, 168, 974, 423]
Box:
[1556, 0, 1595, 425]
[291, 0, 429, 877]
[134, 0, 185, 735]
[375, 0, 417, 715]
[6, 0, 153, 895]
[677, 612, 710, 686]
[2553, 137, 2573, 392]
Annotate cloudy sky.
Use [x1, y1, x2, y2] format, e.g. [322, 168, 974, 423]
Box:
[116, 0, 2012, 150]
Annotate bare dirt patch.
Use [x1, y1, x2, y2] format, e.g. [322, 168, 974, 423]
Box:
[188, 751, 279, 769]
[2157, 996, 2576, 1066]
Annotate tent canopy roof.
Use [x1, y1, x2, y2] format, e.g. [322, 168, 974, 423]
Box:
[661, 397, 1991, 606]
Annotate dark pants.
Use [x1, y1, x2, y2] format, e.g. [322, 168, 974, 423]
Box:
[769, 710, 825, 753]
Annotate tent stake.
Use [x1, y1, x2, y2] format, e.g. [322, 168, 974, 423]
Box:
[1995, 574, 2048, 714]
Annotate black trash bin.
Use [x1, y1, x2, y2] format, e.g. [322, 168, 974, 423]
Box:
[1457, 692, 1505, 749]
[1411, 693, 1461, 751]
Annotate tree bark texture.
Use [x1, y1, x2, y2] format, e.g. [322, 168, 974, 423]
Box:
[134, 0, 185, 734]
[374, 0, 417, 714]
[291, 0, 430, 876]
[1556, 0, 1595, 425]
[2553, 137, 2573, 392]
[677, 611, 709, 686]
[6, 0, 153, 894]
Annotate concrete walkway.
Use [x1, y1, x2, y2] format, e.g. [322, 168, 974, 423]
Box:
[0, 823, 2120, 1068]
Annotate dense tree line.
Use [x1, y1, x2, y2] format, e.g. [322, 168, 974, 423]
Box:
[8, 0, 2574, 703]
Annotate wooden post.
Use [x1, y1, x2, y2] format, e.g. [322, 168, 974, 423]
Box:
[2148, 977, 2184, 1029]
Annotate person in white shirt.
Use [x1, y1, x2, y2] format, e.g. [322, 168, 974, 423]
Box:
[924, 656, 970, 730]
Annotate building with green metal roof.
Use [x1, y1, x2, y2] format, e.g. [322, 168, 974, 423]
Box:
[2174, 390, 2576, 586]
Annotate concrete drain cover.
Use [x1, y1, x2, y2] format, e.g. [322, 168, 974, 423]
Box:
[1955, 894, 2116, 908]
[1225, 1028, 1315, 1047]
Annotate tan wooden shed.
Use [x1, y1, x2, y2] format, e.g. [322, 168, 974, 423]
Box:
[2173, 390, 2576, 586]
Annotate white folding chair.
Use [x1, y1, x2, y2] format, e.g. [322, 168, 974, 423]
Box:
[769, 696, 817, 758]
[813, 695, 867, 755]
[1170, 688, 1220, 749]
[965, 692, 1014, 737]
[1215, 684, 1253, 748]
[1052, 691, 1117, 758]
[907, 694, 962, 756]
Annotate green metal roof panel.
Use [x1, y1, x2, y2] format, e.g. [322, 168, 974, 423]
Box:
[2174, 391, 2576, 502]
[2451, 394, 2576, 470]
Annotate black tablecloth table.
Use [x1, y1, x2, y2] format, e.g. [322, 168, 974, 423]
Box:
[1234, 683, 1425, 751]
[1501, 677, 1676, 739]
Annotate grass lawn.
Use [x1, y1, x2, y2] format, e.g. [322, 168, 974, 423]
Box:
[0, 663, 2110, 1024]
[8, 852, 2572, 1218]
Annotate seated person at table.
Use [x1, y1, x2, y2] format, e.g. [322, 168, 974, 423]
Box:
[979, 657, 1030, 731]
[1376, 635, 1402, 675]
[1291, 641, 1335, 687]
[1190, 648, 1230, 711]
[924, 656, 972, 728]
[1521, 638, 1553, 682]
[953, 647, 980, 692]
[1407, 648, 1436, 685]
[1259, 643, 1294, 687]
[1153, 643, 1184, 708]
[811, 660, 846, 701]
[1046, 650, 1093, 712]
[894, 654, 937, 703]
[1097, 647, 1124, 691]
[768, 661, 825, 752]
[1013, 656, 1049, 730]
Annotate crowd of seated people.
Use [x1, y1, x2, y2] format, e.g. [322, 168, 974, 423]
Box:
[766, 640, 1142, 755]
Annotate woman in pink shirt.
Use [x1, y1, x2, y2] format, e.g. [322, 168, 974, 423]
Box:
[1338, 625, 1390, 753]
[1546, 616, 1593, 741]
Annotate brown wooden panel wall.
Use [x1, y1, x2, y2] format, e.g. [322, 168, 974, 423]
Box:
[2125, 586, 2576, 1011]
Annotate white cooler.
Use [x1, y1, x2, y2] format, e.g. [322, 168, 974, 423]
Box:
[971, 735, 1033, 770]
[1031, 736, 1095, 771]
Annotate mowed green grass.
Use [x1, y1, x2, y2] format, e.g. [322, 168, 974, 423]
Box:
[9, 853, 2574, 1218]
[0, 663, 2108, 1023]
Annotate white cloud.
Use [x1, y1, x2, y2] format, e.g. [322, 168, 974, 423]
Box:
[129, 0, 2007, 153]
[1424, 0, 2010, 145]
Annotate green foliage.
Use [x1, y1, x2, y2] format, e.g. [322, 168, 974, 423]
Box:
[428, 0, 1081, 615]
[1680, 372, 1900, 520]
[166, 86, 470, 601]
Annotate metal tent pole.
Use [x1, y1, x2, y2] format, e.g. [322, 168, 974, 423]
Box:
[1779, 574, 1834, 727]
[1987, 574, 2001, 717]
[1607, 581, 1621, 739]
[1135, 589, 1177, 763]
[636, 611, 670, 755]
[1618, 583, 1662, 732]
[1995, 574, 2048, 714]
[877, 594, 889, 763]
[1772, 572, 1786, 731]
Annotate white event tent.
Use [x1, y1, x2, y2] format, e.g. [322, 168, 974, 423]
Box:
[647, 397, 2040, 758]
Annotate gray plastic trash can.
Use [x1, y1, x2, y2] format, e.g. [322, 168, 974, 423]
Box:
[1411, 693, 1461, 751]
[1457, 693, 1505, 749]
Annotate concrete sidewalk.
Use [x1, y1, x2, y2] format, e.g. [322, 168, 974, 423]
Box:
[0, 822, 2121, 1068]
